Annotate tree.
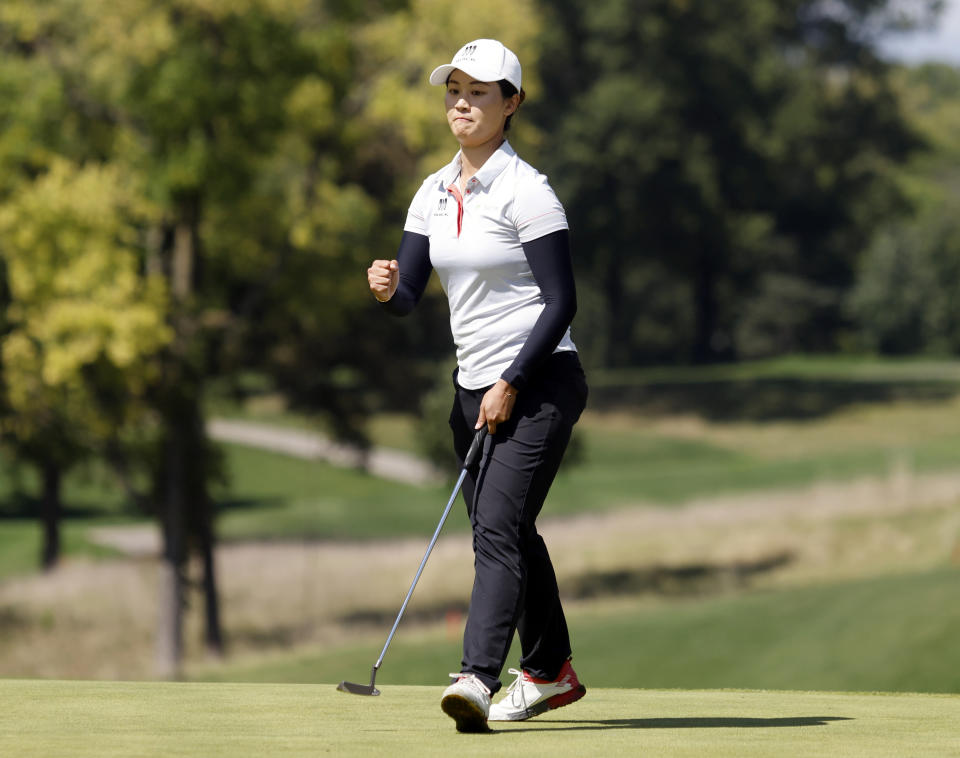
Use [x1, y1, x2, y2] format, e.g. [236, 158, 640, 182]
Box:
[0, 159, 170, 570]
[233, 0, 547, 450]
[848, 63, 960, 354]
[0, 0, 497, 673]
[0, 0, 331, 674]
[533, 0, 932, 366]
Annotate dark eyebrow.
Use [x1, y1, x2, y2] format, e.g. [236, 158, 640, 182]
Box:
[447, 77, 490, 87]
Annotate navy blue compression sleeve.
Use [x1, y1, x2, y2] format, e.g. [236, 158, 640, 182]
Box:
[500, 229, 577, 392]
[379, 231, 432, 316]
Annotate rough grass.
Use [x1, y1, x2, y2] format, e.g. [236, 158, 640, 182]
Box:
[190, 566, 960, 695]
[2, 681, 957, 758]
[3, 464, 959, 684]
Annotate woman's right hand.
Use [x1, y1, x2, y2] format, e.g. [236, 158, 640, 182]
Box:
[367, 259, 399, 303]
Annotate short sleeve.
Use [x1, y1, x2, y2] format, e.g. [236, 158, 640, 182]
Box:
[403, 177, 434, 236]
[513, 175, 568, 243]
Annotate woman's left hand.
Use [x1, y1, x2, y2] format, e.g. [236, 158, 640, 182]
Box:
[476, 379, 517, 435]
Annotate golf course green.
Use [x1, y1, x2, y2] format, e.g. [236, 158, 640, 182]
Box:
[2, 680, 957, 757]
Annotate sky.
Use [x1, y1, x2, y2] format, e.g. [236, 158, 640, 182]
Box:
[878, 0, 960, 64]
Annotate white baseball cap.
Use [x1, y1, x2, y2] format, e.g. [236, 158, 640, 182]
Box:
[429, 39, 522, 90]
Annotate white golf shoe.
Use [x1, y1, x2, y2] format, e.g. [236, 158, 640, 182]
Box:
[440, 673, 491, 733]
[488, 659, 586, 721]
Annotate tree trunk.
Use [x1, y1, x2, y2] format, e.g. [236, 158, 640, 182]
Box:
[40, 462, 61, 571]
[198, 511, 224, 657]
[186, 387, 223, 658]
[155, 432, 186, 679]
[154, 204, 224, 671]
[172, 222, 195, 299]
[154, 212, 196, 679]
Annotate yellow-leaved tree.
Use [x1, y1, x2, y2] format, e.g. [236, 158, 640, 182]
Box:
[0, 158, 171, 568]
[357, 0, 544, 188]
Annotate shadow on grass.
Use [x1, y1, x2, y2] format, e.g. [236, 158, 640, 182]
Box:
[590, 378, 959, 421]
[214, 496, 288, 514]
[339, 553, 795, 631]
[497, 716, 854, 732]
[565, 551, 794, 599]
[340, 600, 469, 629]
[0, 497, 117, 521]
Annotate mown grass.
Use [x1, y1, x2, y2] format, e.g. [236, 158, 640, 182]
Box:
[576, 566, 960, 694]
[215, 399, 960, 538]
[0, 456, 128, 519]
[213, 444, 455, 541]
[591, 354, 960, 384]
[193, 566, 960, 695]
[3, 680, 956, 758]
[0, 521, 120, 580]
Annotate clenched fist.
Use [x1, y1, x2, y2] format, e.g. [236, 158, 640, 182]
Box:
[367, 259, 399, 303]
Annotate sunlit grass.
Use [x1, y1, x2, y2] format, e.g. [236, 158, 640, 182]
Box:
[5, 680, 959, 758]
[5, 356, 960, 578]
[192, 566, 960, 695]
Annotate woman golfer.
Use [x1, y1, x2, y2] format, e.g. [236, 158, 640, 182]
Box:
[367, 38, 587, 733]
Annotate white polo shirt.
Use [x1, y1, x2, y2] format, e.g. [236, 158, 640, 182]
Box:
[404, 141, 577, 390]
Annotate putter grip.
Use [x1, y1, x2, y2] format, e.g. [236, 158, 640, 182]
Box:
[463, 426, 488, 468]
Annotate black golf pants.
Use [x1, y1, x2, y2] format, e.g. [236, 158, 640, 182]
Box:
[449, 351, 588, 694]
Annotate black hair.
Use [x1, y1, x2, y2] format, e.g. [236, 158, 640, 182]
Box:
[497, 80, 525, 133]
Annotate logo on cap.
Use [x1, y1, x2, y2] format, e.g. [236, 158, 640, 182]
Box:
[457, 44, 478, 61]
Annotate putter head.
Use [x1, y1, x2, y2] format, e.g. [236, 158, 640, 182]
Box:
[337, 680, 380, 696]
[337, 666, 381, 696]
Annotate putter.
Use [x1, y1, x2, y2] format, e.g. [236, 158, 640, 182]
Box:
[337, 425, 489, 696]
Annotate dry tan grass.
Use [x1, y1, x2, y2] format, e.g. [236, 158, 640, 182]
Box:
[0, 558, 160, 679]
[2, 466, 959, 680]
[594, 393, 960, 459]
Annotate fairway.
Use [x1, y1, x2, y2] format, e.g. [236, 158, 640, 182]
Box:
[2, 681, 958, 758]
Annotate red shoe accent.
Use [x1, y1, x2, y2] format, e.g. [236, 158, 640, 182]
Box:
[528, 660, 586, 713]
[527, 659, 580, 685]
[545, 684, 586, 711]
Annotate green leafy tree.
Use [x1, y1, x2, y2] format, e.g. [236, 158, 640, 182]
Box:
[0, 0, 356, 674]
[848, 63, 960, 354]
[533, 0, 931, 366]
[221, 0, 547, 459]
[1, 0, 515, 673]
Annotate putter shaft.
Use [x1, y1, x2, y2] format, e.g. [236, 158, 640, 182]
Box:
[337, 427, 488, 695]
[372, 466, 469, 672]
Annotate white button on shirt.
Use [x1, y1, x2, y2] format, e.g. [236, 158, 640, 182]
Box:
[404, 141, 577, 390]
